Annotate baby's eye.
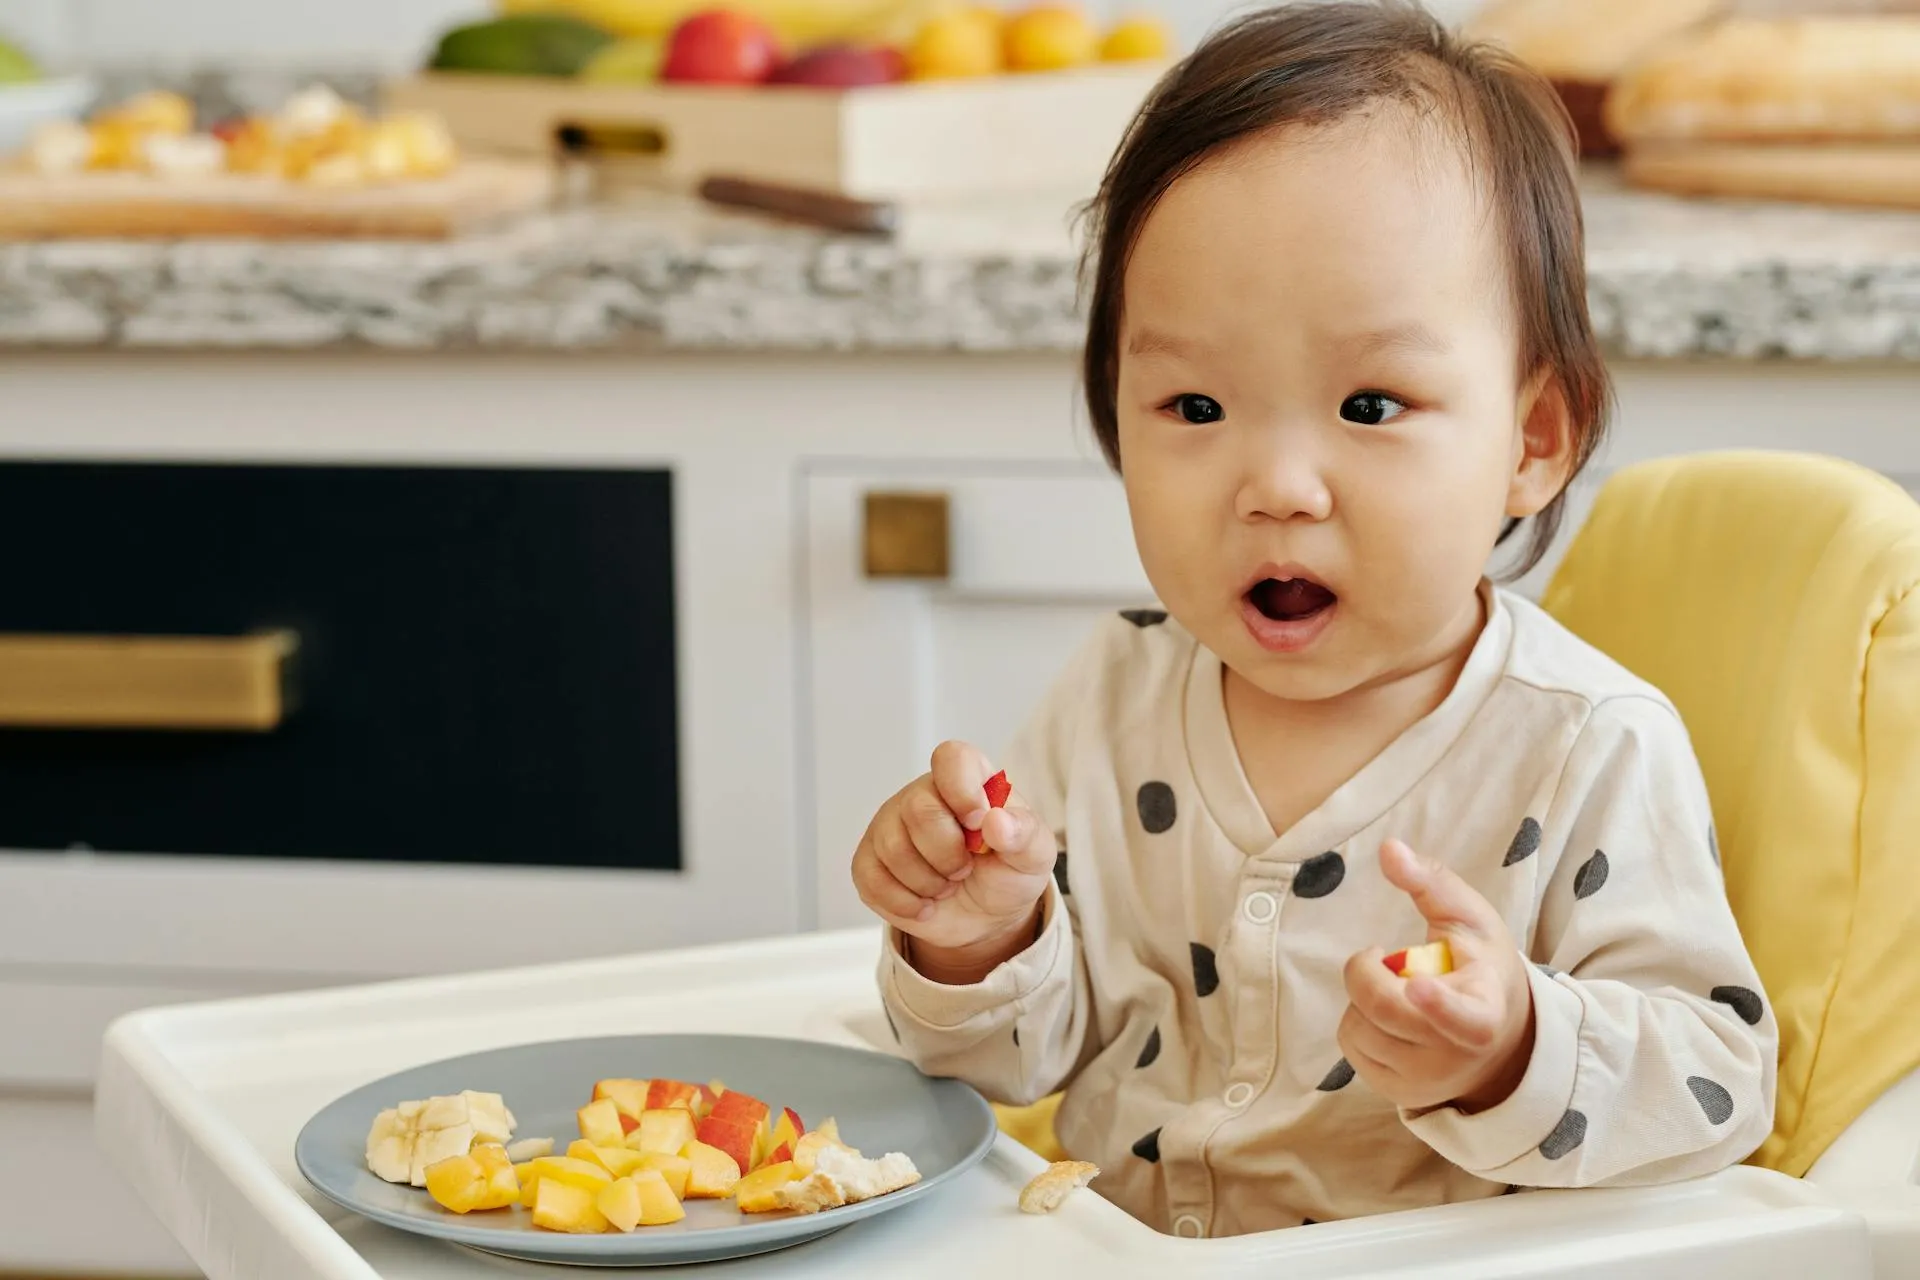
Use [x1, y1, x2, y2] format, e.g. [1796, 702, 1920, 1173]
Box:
[1167, 394, 1224, 424]
[1340, 392, 1407, 426]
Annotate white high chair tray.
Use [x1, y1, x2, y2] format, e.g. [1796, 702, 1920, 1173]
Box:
[98, 927, 1874, 1280]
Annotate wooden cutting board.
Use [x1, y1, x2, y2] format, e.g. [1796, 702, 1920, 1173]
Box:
[0, 158, 557, 239]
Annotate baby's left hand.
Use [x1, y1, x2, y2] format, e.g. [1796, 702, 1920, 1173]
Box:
[1338, 839, 1536, 1113]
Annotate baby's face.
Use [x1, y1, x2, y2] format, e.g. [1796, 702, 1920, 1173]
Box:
[1115, 108, 1550, 704]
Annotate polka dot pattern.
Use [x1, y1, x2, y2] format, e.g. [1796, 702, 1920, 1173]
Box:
[1317, 1058, 1355, 1092]
[1573, 850, 1610, 899]
[1708, 823, 1721, 867]
[1136, 1026, 1162, 1069]
[1536, 963, 1560, 979]
[1688, 1076, 1735, 1126]
[1711, 985, 1765, 1026]
[1137, 782, 1177, 834]
[1191, 942, 1220, 998]
[1120, 608, 1169, 628]
[884, 1007, 899, 1042]
[1300, 1217, 1317, 1227]
[1539, 1109, 1588, 1160]
[1132, 1128, 1162, 1163]
[1012, 1026, 1020, 1048]
[1293, 851, 1346, 899]
[1053, 847, 1070, 897]
[1503, 817, 1542, 866]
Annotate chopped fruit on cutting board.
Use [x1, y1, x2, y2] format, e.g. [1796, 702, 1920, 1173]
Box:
[10, 84, 459, 187]
[1383, 939, 1454, 978]
[364, 1075, 918, 1232]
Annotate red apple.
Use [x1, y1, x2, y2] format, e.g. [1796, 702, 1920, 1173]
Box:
[694, 1114, 761, 1175]
[769, 44, 906, 88]
[765, 1140, 793, 1165]
[661, 10, 781, 85]
[708, 1091, 770, 1127]
[620, 1113, 639, 1135]
[646, 1079, 701, 1112]
[593, 1078, 650, 1120]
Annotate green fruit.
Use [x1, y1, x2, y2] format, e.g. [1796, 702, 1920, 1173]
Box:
[0, 36, 42, 84]
[429, 15, 615, 77]
[579, 36, 665, 83]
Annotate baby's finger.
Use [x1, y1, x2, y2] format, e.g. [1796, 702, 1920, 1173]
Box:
[899, 782, 972, 878]
[1405, 975, 1502, 1052]
[929, 740, 997, 826]
[1344, 949, 1443, 1045]
[1338, 1006, 1415, 1084]
[874, 822, 956, 901]
[854, 844, 936, 924]
[978, 804, 1057, 876]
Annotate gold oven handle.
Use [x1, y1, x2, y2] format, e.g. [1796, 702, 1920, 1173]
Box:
[862, 491, 951, 580]
[0, 630, 298, 731]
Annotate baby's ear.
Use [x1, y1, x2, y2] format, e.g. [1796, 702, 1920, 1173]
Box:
[1507, 371, 1577, 520]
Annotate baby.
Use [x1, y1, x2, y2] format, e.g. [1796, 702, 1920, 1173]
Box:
[852, 1, 1778, 1237]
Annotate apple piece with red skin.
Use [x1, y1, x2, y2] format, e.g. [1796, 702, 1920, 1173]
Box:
[708, 1091, 770, 1127]
[768, 1106, 803, 1154]
[769, 44, 907, 87]
[694, 1113, 765, 1177]
[964, 769, 1013, 854]
[645, 1079, 701, 1112]
[661, 10, 781, 85]
[1382, 939, 1454, 978]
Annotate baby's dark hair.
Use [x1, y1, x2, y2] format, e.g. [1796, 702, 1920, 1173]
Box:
[1081, 1, 1610, 576]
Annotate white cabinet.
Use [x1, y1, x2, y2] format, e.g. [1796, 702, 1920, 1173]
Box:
[802, 464, 1150, 931]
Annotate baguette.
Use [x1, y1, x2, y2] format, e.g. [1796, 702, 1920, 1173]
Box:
[1623, 140, 1920, 209]
[1018, 1160, 1100, 1214]
[1608, 18, 1920, 144]
[1463, 0, 1727, 84]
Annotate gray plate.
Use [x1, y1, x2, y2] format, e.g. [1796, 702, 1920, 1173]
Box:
[295, 1033, 996, 1267]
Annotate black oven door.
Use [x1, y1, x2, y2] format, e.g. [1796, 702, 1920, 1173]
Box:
[0, 460, 680, 872]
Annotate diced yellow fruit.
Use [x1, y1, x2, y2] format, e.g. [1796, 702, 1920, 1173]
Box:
[425, 1154, 489, 1213]
[580, 1142, 648, 1178]
[524, 1155, 615, 1193]
[632, 1108, 698, 1156]
[632, 1169, 687, 1225]
[681, 1139, 741, 1198]
[96, 90, 193, 137]
[734, 1160, 797, 1213]
[578, 1099, 627, 1149]
[598, 1177, 643, 1233]
[518, 1166, 542, 1208]
[636, 1152, 692, 1199]
[469, 1144, 520, 1209]
[533, 1178, 610, 1234]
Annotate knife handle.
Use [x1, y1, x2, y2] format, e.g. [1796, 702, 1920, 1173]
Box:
[698, 176, 898, 236]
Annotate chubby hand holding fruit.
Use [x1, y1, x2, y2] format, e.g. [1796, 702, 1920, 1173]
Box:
[1338, 839, 1536, 1113]
[852, 742, 1055, 980]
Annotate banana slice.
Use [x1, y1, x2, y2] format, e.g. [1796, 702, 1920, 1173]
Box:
[364, 1091, 518, 1186]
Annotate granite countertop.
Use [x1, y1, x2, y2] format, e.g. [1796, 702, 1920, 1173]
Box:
[8, 165, 1920, 358]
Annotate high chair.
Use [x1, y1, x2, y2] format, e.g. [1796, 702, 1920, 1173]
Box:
[994, 450, 1920, 1270]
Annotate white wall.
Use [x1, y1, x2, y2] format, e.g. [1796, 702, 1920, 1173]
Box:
[0, 0, 1484, 70]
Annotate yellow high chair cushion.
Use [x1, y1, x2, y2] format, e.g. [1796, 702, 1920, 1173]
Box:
[1542, 451, 1920, 1176]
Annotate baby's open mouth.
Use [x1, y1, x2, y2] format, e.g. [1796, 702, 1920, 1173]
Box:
[1248, 577, 1337, 623]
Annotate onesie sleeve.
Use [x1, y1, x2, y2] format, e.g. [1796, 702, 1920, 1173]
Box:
[1404, 695, 1778, 1186]
[875, 624, 1111, 1107]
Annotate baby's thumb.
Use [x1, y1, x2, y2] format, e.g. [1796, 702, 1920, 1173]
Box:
[1380, 838, 1501, 942]
[982, 803, 1057, 877]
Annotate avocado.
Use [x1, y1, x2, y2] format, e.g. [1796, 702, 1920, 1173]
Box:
[0, 36, 41, 84]
[429, 15, 615, 78]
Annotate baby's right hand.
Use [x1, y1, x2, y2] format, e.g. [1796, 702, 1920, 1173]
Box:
[852, 740, 1057, 957]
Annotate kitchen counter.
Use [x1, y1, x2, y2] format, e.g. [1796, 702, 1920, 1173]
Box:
[8, 169, 1920, 359]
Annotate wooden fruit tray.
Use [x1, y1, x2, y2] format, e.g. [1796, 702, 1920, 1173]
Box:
[383, 66, 1164, 202]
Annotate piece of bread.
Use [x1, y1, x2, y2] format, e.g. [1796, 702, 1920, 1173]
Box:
[1464, 0, 1728, 85]
[1463, 0, 1727, 155]
[1622, 141, 1920, 210]
[1608, 18, 1920, 144]
[775, 1172, 850, 1216]
[1018, 1160, 1100, 1214]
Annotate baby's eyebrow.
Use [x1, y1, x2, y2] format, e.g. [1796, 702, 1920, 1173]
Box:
[1339, 323, 1452, 360]
[1124, 328, 1201, 359]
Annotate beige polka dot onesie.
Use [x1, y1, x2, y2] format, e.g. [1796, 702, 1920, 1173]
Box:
[878, 583, 1778, 1237]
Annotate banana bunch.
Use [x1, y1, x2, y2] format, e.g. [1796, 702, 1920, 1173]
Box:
[366, 1091, 517, 1187]
[494, 0, 941, 45]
